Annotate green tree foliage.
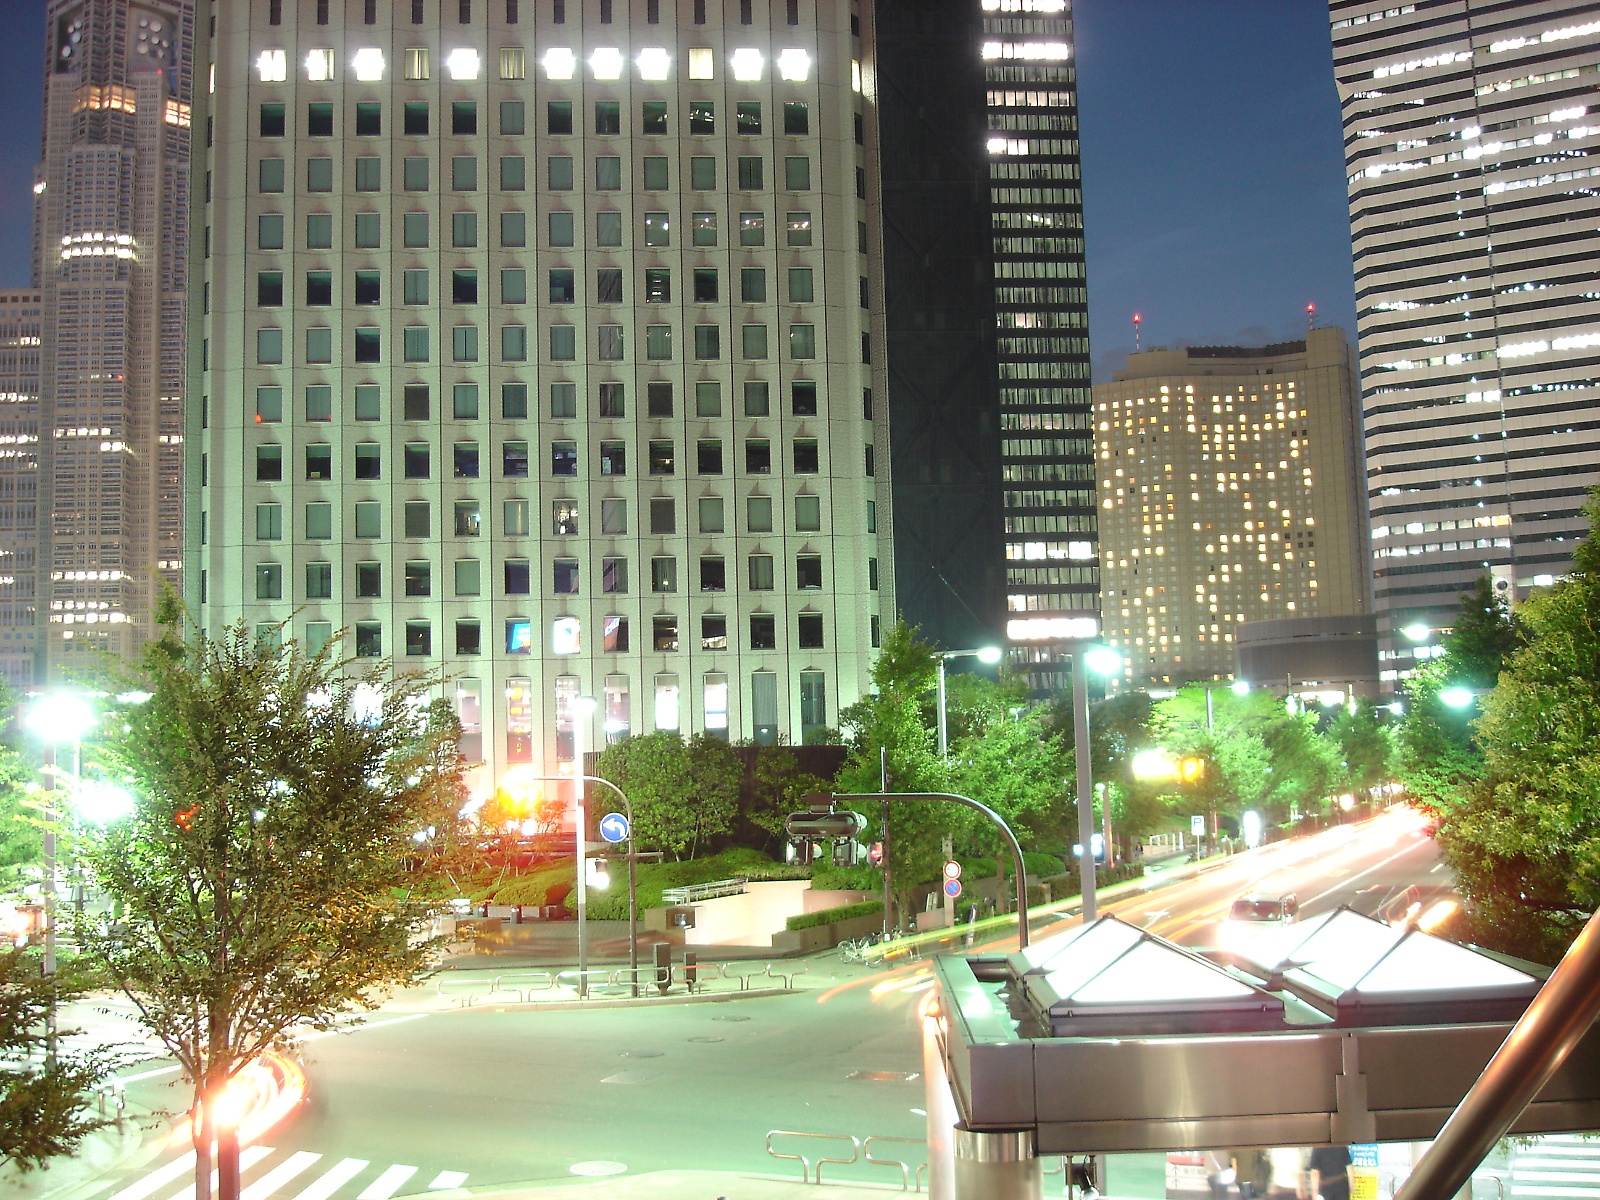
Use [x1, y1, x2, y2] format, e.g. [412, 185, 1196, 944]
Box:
[594, 731, 742, 859]
[76, 620, 459, 1200]
[741, 741, 828, 850]
[0, 948, 110, 1172]
[1436, 501, 1600, 961]
[1328, 701, 1395, 800]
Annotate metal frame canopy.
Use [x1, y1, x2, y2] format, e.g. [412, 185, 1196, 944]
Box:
[935, 916, 1600, 1154]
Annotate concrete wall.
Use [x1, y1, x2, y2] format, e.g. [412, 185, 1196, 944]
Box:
[646, 882, 871, 947]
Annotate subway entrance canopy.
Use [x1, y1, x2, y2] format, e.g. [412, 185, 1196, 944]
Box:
[932, 913, 1600, 1154]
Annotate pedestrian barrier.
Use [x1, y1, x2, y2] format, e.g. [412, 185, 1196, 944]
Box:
[765, 962, 808, 988]
[766, 1130, 862, 1184]
[435, 976, 499, 1005]
[491, 971, 556, 999]
[864, 1135, 928, 1191]
[721, 962, 762, 990]
[95, 1080, 126, 1128]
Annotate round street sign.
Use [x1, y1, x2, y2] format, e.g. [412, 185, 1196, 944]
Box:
[943, 860, 962, 880]
[598, 812, 629, 844]
[943, 878, 963, 899]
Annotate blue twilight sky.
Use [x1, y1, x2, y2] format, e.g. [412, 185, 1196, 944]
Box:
[0, 0, 1358, 382]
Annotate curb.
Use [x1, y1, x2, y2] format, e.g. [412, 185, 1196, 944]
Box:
[440, 985, 799, 1013]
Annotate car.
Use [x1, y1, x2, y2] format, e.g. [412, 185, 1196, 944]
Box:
[1220, 893, 1298, 949]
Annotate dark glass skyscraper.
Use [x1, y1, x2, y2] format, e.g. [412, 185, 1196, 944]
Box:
[876, 0, 1096, 688]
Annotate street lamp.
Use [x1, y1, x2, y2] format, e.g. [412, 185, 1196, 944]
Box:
[934, 646, 1003, 758]
[570, 696, 597, 998]
[1440, 686, 1478, 709]
[23, 691, 95, 1052]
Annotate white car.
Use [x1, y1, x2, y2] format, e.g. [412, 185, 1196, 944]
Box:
[1221, 893, 1299, 950]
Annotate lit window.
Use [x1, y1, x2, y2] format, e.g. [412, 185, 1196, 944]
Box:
[352, 47, 385, 81]
[777, 49, 809, 81]
[447, 47, 481, 80]
[257, 49, 288, 82]
[688, 47, 714, 79]
[543, 47, 576, 79]
[591, 47, 624, 79]
[305, 48, 334, 80]
[852, 59, 862, 91]
[638, 47, 671, 80]
[404, 47, 430, 79]
[731, 48, 763, 80]
[499, 46, 525, 79]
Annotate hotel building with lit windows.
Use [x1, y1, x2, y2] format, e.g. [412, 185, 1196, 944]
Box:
[35, 0, 194, 677]
[1330, 1, 1600, 679]
[1093, 328, 1371, 691]
[0, 292, 44, 688]
[188, 0, 887, 792]
[875, 0, 1097, 689]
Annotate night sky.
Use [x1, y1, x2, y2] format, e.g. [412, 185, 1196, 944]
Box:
[0, 0, 1358, 381]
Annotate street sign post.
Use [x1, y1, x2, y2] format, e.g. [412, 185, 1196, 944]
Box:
[598, 812, 629, 844]
[944, 879, 963, 899]
[1190, 814, 1206, 838]
[944, 860, 962, 880]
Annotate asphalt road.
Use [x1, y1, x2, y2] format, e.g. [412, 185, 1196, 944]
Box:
[97, 811, 1447, 1200]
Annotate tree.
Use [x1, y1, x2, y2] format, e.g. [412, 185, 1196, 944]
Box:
[741, 740, 827, 852]
[0, 949, 110, 1171]
[594, 732, 741, 859]
[1328, 700, 1394, 803]
[76, 620, 458, 1200]
[1436, 498, 1600, 961]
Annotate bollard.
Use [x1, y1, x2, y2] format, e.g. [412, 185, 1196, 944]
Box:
[513, 905, 524, 925]
[953, 1128, 1041, 1200]
[654, 942, 672, 995]
[684, 951, 698, 993]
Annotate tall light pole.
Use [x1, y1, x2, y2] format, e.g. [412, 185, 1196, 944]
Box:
[571, 696, 597, 998]
[935, 646, 1003, 758]
[1074, 644, 1123, 922]
[24, 691, 94, 1054]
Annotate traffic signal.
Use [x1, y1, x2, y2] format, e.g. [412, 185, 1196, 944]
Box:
[784, 810, 867, 840]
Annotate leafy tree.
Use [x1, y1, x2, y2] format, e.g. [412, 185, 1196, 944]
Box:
[1436, 498, 1600, 961]
[741, 741, 827, 851]
[76, 620, 458, 1200]
[0, 949, 110, 1171]
[594, 732, 741, 859]
[1396, 576, 1520, 815]
[1327, 700, 1394, 802]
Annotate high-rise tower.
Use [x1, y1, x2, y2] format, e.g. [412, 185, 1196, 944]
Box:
[191, 0, 888, 795]
[875, 0, 1096, 690]
[35, 0, 194, 675]
[1330, 1, 1600, 680]
[0, 292, 44, 688]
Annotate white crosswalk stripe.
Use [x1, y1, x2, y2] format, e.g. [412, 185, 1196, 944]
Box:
[106, 1148, 467, 1200]
[1510, 1134, 1600, 1200]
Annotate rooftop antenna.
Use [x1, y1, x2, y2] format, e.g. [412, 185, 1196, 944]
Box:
[1306, 302, 1317, 334]
[1133, 312, 1142, 354]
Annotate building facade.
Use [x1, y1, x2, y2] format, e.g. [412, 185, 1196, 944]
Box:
[1330, 0, 1600, 680]
[190, 0, 889, 796]
[875, 0, 1097, 689]
[35, 0, 194, 677]
[1094, 328, 1370, 690]
[0, 293, 44, 689]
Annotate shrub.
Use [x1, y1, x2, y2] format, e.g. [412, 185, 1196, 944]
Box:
[1022, 851, 1066, 879]
[786, 899, 884, 931]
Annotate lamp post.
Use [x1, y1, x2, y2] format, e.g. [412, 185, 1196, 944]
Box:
[570, 697, 597, 998]
[24, 691, 95, 1054]
[935, 646, 1003, 759]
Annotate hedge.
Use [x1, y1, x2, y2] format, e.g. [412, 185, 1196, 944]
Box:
[786, 899, 884, 932]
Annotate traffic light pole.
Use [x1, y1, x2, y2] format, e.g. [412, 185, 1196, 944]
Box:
[832, 792, 1031, 949]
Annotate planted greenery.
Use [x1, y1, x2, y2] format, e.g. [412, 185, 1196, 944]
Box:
[786, 899, 884, 931]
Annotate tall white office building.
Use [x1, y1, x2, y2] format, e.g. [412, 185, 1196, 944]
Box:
[1331, 2, 1600, 678]
[190, 0, 889, 796]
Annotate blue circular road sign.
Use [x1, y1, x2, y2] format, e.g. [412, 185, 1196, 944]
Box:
[598, 812, 630, 843]
[943, 878, 963, 899]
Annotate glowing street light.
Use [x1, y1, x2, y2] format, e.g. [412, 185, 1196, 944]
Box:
[1440, 686, 1477, 709]
[934, 646, 1004, 758]
[1401, 623, 1433, 643]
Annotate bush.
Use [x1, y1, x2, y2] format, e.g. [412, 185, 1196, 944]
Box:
[786, 899, 883, 931]
[1023, 851, 1066, 879]
[1097, 859, 1146, 888]
[810, 862, 882, 892]
[582, 847, 782, 918]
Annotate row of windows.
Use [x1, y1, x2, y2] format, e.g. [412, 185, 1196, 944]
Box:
[251, 320, 832, 364]
[257, 265, 831, 307]
[259, 98, 813, 141]
[259, 150, 814, 194]
[249, 435, 864, 480]
[310, 611, 834, 662]
[253, 206, 821, 249]
[255, 549, 863, 601]
[266, 0, 810, 31]
[248, 378, 857, 423]
[242, 491, 876, 541]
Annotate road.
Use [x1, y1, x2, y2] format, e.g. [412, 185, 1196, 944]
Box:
[93, 811, 1446, 1200]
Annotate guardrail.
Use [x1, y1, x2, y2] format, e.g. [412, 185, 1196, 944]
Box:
[865, 1136, 928, 1191]
[95, 1081, 126, 1128]
[432, 956, 809, 1005]
[766, 1131, 863, 1184]
[661, 877, 749, 904]
[768, 1130, 927, 1189]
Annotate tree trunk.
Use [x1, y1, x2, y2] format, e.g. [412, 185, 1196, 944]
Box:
[218, 1114, 241, 1200]
[192, 1089, 214, 1200]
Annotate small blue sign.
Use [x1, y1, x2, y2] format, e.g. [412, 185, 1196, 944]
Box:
[1350, 1145, 1379, 1169]
[943, 878, 963, 899]
[598, 812, 629, 844]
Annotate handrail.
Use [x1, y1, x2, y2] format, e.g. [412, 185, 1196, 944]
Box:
[864, 1135, 927, 1192]
[766, 962, 808, 988]
[765, 1130, 861, 1184]
[662, 877, 749, 904]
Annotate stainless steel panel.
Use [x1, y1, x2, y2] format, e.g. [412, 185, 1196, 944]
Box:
[1036, 1115, 1331, 1155]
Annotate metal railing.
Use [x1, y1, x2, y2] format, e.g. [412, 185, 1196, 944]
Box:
[768, 1130, 927, 1190]
[431, 958, 810, 1005]
[766, 1131, 862, 1184]
[865, 1135, 929, 1191]
[661, 877, 749, 904]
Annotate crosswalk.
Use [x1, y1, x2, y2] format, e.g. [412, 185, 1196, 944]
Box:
[105, 1147, 469, 1200]
[1508, 1134, 1600, 1200]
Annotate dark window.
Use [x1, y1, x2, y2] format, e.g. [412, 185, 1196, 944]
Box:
[746, 439, 771, 474]
[792, 381, 818, 416]
[740, 0, 752, 21]
[750, 614, 776, 650]
[404, 102, 429, 135]
[554, 559, 580, 593]
[260, 103, 286, 137]
[354, 270, 380, 306]
[642, 101, 668, 135]
[600, 441, 626, 475]
[306, 562, 332, 599]
[697, 440, 723, 475]
[454, 442, 480, 478]
[737, 102, 761, 135]
[503, 441, 530, 477]
[693, 268, 719, 303]
[456, 620, 482, 655]
[653, 616, 679, 653]
[307, 102, 334, 137]
[549, 269, 575, 304]
[453, 269, 479, 304]
[552, 441, 578, 475]
[406, 562, 432, 597]
[257, 272, 283, 307]
[356, 562, 383, 598]
[403, 384, 430, 421]
[690, 101, 714, 135]
[548, 102, 572, 135]
[700, 557, 726, 592]
[355, 623, 381, 658]
[645, 269, 671, 303]
[404, 501, 432, 538]
[404, 443, 431, 479]
[794, 439, 820, 473]
[797, 554, 823, 590]
[355, 328, 381, 363]
[596, 268, 623, 304]
[650, 498, 676, 535]
[741, 268, 767, 303]
[505, 560, 531, 595]
[785, 102, 810, 135]
[595, 101, 621, 135]
[356, 102, 381, 136]
[798, 614, 825, 649]
[256, 445, 283, 482]
[648, 441, 675, 475]
[452, 101, 477, 135]
[305, 445, 332, 480]
[599, 383, 625, 418]
[738, 157, 764, 190]
[355, 444, 381, 480]
[647, 382, 673, 418]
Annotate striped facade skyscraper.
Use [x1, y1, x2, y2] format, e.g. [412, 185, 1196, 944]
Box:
[1331, 1, 1600, 678]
